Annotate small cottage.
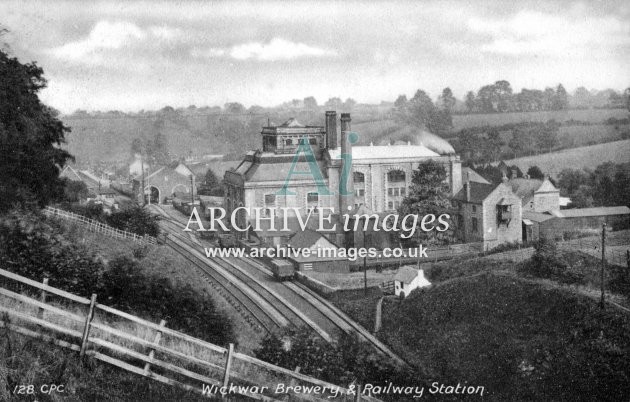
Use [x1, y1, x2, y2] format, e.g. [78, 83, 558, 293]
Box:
[394, 266, 431, 298]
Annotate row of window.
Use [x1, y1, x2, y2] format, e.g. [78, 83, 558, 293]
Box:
[387, 187, 406, 197]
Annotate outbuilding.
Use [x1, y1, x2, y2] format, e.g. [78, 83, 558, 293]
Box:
[394, 266, 431, 298]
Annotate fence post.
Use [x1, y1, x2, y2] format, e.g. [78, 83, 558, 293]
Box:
[80, 293, 97, 360]
[222, 343, 235, 390]
[37, 278, 49, 320]
[143, 319, 166, 375]
[354, 384, 362, 402]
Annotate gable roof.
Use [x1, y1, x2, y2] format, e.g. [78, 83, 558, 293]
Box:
[508, 178, 544, 202]
[536, 178, 559, 193]
[60, 166, 83, 182]
[394, 266, 419, 284]
[289, 229, 336, 249]
[452, 182, 498, 203]
[462, 167, 490, 184]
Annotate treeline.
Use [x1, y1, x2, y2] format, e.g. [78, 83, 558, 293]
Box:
[557, 162, 630, 209]
[450, 121, 561, 164]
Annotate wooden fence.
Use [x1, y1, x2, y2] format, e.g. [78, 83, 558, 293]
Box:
[0, 267, 378, 401]
[43, 206, 157, 245]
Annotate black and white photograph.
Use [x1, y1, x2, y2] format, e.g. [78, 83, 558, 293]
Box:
[0, 1, 629, 400]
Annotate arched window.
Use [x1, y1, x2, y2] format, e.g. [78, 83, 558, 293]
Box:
[387, 170, 405, 182]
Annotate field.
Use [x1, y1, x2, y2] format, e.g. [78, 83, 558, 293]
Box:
[378, 273, 630, 401]
[503, 139, 630, 177]
[452, 108, 628, 130]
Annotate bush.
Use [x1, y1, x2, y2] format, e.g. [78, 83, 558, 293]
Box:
[0, 211, 104, 295]
[99, 256, 233, 345]
[519, 237, 585, 285]
[255, 327, 418, 397]
[105, 206, 160, 237]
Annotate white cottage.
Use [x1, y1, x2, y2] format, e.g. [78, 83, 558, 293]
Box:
[394, 266, 431, 298]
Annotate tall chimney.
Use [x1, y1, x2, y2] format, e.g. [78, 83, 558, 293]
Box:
[339, 113, 353, 215]
[325, 111, 337, 149]
[339, 113, 354, 248]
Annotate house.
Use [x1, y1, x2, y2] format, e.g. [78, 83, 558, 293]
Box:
[393, 266, 431, 298]
[286, 229, 349, 273]
[509, 177, 559, 214]
[224, 111, 463, 246]
[452, 180, 523, 249]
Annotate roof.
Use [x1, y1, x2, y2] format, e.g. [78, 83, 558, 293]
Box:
[60, 166, 83, 182]
[394, 266, 419, 284]
[551, 206, 630, 218]
[289, 229, 329, 249]
[328, 144, 439, 161]
[452, 182, 498, 203]
[536, 178, 558, 193]
[233, 158, 329, 183]
[508, 178, 544, 202]
[279, 118, 304, 128]
[462, 167, 490, 185]
[523, 210, 555, 223]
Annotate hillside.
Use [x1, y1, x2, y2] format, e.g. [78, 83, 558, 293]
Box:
[503, 139, 630, 177]
[452, 108, 628, 130]
[379, 273, 630, 401]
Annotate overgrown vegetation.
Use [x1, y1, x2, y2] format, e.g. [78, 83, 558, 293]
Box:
[0, 211, 232, 345]
[379, 273, 630, 401]
[255, 327, 421, 401]
[58, 202, 160, 237]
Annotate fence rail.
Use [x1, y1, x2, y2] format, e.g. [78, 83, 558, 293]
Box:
[0, 267, 378, 401]
[43, 206, 157, 245]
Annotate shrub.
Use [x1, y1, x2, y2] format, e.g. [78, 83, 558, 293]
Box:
[105, 206, 160, 237]
[99, 256, 233, 345]
[519, 237, 585, 285]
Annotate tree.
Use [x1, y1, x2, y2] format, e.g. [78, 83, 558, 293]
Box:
[224, 102, 245, 114]
[465, 91, 476, 113]
[0, 49, 73, 212]
[303, 96, 318, 110]
[342, 98, 357, 110]
[399, 160, 455, 244]
[552, 84, 569, 110]
[494, 80, 513, 112]
[324, 97, 343, 110]
[439, 87, 456, 112]
[527, 166, 545, 180]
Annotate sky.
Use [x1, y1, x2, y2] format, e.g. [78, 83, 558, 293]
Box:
[2, 0, 629, 113]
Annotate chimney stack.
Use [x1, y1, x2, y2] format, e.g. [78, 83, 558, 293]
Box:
[325, 111, 337, 149]
[465, 180, 470, 202]
[339, 113, 353, 214]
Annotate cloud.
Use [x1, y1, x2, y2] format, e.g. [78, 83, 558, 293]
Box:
[51, 21, 146, 61]
[467, 11, 630, 56]
[192, 38, 336, 61]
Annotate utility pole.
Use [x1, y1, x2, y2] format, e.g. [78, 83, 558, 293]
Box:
[363, 229, 367, 296]
[190, 174, 195, 207]
[600, 223, 606, 309]
[141, 155, 145, 206]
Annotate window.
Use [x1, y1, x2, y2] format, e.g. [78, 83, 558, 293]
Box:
[353, 172, 365, 183]
[263, 194, 276, 216]
[472, 217, 478, 233]
[309, 138, 317, 145]
[307, 192, 318, 212]
[387, 201, 393, 210]
[285, 139, 293, 146]
[355, 188, 365, 197]
[497, 205, 512, 224]
[387, 170, 406, 183]
[472, 205, 477, 213]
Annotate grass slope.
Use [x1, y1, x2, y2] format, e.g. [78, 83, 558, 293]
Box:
[503, 139, 630, 177]
[379, 273, 630, 401]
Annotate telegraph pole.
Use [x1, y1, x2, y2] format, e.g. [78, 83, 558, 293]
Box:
[600, 223, 606, 309]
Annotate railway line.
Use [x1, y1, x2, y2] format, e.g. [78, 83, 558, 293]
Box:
[151, 205, 407, 366]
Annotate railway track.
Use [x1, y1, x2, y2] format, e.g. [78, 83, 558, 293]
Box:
[151, 205, 408, 366]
